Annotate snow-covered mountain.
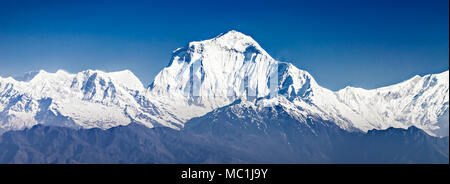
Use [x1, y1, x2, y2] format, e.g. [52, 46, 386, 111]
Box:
[0, 30, 448, 136]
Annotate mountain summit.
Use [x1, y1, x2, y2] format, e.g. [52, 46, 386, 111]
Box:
[150, 30, 316, 108]
[0, 31, 448, 136]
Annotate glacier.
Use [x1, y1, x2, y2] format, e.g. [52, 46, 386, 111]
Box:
[0, 30, 448, 137]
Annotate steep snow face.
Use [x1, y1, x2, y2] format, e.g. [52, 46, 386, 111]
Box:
[148, 30, 317, 120]
[150, 30, 276, 104]
[335, 71, 449, 136]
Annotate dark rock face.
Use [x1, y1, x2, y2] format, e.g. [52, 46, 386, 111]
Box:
[0, 104, 448, 164]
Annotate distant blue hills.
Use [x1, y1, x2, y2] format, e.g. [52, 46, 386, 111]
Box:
[0, 103, 447, 164]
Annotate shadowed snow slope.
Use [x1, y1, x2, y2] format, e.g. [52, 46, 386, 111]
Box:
[0, 30, 448, 136]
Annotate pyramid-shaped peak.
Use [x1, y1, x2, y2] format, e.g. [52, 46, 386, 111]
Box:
[212, 30, 259, 46]
[215, 30, 253, 40]
[186, 30, 270, 57]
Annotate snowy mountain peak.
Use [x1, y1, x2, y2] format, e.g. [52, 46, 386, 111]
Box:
[28, 69, 73, 83]
[172, 30, 272, 62]
[0, 31, 448, 138]
[333, 69, 449, 136]
[14, 70, 42, 82]
[9, 69, 73, 84]
[208, 30, 269, 55]
[75, 69, 144, 91]
[0, 68, 154, 133]
[150, 31, 289, 108]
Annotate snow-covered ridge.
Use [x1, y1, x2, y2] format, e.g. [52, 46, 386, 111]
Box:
[0, 68, 185, 132]
[0, 69, 138, 132]
[1, 30, 448, 137]
[335, 70, 449, 136]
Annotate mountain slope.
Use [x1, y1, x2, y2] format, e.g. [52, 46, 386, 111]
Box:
[0, 69, 181, 133]
[148, 30, 449, 136]
[0, 30, 448, 137]
[335, 71, 449, 136]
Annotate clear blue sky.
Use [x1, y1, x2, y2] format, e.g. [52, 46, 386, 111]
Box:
[0, 0, 448, 90]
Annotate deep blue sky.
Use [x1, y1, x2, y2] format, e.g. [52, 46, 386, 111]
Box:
[0, 0, 448, 90]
